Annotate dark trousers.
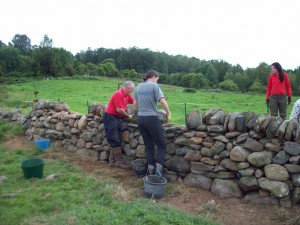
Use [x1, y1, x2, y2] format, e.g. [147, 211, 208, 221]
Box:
[137, 116, 166, 166]
[103, 113, 122, 148]
[270, 94, 287, 119]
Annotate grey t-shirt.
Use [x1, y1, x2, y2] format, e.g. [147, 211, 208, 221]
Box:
[134, 80, 164, 116]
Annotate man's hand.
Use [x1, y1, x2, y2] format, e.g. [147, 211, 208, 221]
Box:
[266, 99, 270, 108]
[288, 97, 291, 105]
[166, 113, 171, 122]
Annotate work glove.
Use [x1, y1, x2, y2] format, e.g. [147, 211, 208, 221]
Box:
[288, 97, 291, 105]
[266, 99, 270, 108]
[128, 114, 133, 120]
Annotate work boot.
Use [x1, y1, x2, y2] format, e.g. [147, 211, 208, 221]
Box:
[113, 147, 129, 169]
[147, 164, 156, 175]
[97, 150, 101, 161]
[155, 163, 164, 177]
[108, 149, 116, 167]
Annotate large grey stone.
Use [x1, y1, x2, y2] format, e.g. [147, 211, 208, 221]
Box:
[275, 120, 289, 139]
[227, 112, 240, 132]
[220, 158, 238, 171]
[209, 110, 225, 125]
[186, 110, 202, 129]
[284, 119, 298, 141]
[238, 176, 259, 193]
[266, 117, 283, 139]
[183, 173, 212, 190]
[211, 141, 225, 155]
[230, 146, 250, 162]
[264, 164, 289, 181]
[165, 155, 191, 173]
[211, 179, 243, 199]
[243, 137, 263, 152]
[184, 150, 202, 161]
[291, 174, 300, 186]
[272, 151, 290, 164]
[247, 151, 274, 167]
[283, 141, 300, 156]
[190, 161, 214, 173]
[258, 177, 289, 198]
[243, 192, 279, 206]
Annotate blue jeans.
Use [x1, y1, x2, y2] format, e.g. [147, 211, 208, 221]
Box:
[104, 113, 122, 148]
[137, 116, 166, 165]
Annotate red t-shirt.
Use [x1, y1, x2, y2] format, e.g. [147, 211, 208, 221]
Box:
[105, 88, 134, 118]
[266, 72, 292, 99]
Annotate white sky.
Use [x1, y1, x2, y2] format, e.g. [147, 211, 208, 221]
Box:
[1, 0, 299, 70]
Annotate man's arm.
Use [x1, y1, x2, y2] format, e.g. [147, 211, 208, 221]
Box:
[133, 100, 138, 111]
[159, 98, 171, 122]
[116, 108, 129, 118]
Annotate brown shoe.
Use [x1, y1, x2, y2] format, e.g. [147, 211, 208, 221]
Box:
[112, 147, 129, 169]
[109, 149, 116, 167]
[97, 150, 101, 161]
[115, 161, 130, 169]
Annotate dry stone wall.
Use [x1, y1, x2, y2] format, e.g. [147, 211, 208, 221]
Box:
[2, 99, 300, 207]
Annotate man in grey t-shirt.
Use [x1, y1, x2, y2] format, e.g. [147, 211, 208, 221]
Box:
[134, 70, 171, 177]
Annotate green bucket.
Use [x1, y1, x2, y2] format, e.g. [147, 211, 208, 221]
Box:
[21, 158, 44, 179]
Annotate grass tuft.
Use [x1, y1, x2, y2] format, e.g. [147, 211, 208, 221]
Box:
[0, 120, 25, 141]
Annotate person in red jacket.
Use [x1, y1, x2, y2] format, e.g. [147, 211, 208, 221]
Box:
[104, 81, 135, 169]
[266, 62, 292, 119]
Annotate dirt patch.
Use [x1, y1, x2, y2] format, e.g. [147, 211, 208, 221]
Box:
[5, 136, 300, 225]
[5, 135, 33, 150]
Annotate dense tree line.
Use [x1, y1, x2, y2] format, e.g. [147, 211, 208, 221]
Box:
[1, 34, 300, 95]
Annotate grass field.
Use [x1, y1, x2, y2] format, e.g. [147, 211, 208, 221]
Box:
[0, 120, 219, 225]
[0, 77, 295, 125]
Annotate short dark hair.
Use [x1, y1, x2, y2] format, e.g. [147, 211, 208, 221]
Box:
[143, 70, 159, 82]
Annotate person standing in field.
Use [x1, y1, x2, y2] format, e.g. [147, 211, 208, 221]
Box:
[104, 81, 135, 169]
[290, 87, 300, 122]
[266, 62, 292, 119]
[134, 70, 171, 177]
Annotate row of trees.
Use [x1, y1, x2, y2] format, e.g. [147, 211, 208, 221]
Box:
[1, 34, 300, 94]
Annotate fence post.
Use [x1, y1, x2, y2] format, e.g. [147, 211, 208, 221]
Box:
[118, 82, 123, 90]
[87, 101, 89, 113]
[16, 100, 20, 109]
[184, 101, 187, 121]
[28, 98, 31, 114]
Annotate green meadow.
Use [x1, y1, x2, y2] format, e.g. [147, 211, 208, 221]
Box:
[0, 77, 294, 125]
[0, 120, 219, 225]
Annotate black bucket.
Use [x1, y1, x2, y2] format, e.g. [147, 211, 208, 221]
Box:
[143, 175, 167, 199]
[132, 159, 147, 178]
[21, 158, 44, 179]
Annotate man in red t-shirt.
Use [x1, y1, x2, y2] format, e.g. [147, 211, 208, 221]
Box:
[104, 81, 135, 169]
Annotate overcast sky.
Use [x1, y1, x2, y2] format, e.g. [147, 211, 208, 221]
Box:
[1, 0, 299, 70]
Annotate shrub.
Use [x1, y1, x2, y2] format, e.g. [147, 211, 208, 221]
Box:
[249, 81, 265, 94]
[183, 88, 197, 93]
[217, 80, 239, 92]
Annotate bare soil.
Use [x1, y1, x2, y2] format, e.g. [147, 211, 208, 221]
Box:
[5, 136, 300, 225]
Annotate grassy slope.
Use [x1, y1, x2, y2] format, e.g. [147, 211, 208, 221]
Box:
[0, 121, 218, 225]
[1, 77, 294, 125]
